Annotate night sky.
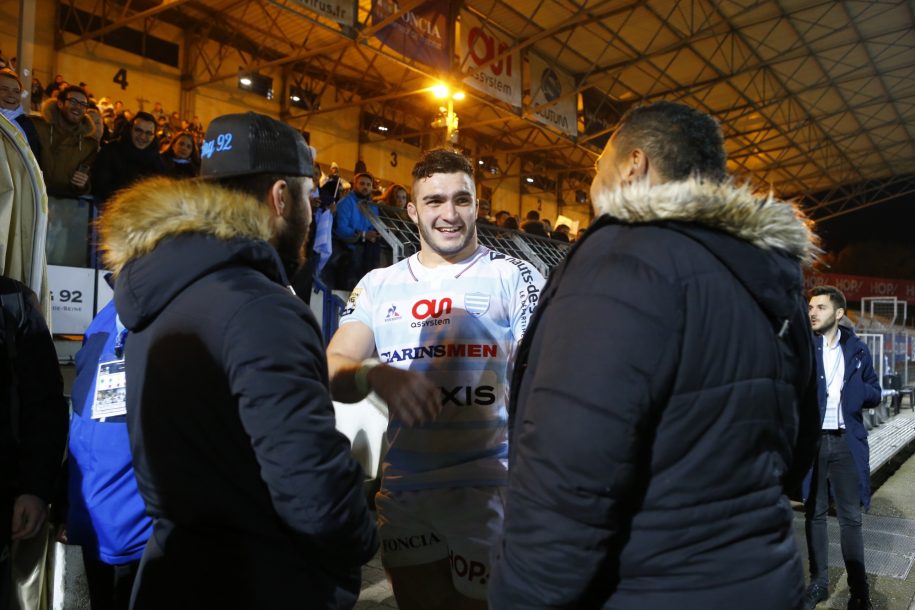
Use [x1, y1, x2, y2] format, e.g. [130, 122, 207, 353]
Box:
[812, 193, 913, 252]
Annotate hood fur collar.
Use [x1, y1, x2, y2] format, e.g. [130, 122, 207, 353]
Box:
[100, 177, 273, 276]
[40, 98, 98, 140]
[592, 178, 820, 264]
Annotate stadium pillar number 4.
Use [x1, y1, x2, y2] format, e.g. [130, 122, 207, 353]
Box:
[114, 68, 129, 90]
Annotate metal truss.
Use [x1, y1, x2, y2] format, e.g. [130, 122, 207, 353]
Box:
[52, 0, 915, 221]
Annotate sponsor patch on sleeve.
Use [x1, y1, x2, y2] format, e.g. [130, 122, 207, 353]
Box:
[341, 287, 363, 317]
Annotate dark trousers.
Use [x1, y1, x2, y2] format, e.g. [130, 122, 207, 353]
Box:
[804, 431, 868, 595]
[84, 556, 140, 610]
[0, 552, 9, 610]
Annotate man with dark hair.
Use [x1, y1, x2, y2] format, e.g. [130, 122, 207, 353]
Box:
[32, 83, 100, 266]
[490, 100, 820, 609]
[520, 210, 548, 237]
[98, 112, 377, 609]
[333, 171, 380, 290]
[550, 223, 571, 242]
[802, 285, 880, 610]
[327, 148, 545, 610]
[92, 111, 165, 208]
[0, 68, 41, 160]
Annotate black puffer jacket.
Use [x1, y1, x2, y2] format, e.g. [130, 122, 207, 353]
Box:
[490, 179, 820, 610]
[102, 178, 378, 609]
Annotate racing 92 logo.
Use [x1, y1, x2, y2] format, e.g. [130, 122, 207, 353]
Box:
[412, 298, 452, 320]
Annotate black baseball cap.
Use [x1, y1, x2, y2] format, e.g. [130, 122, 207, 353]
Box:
[200, 112, 313, 180]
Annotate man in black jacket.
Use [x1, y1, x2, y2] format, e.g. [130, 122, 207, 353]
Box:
[92, 111, 165, 208]
[99, 112, 378, 610]
[0, 277, 68, 609]
[490, 101, 820, 610]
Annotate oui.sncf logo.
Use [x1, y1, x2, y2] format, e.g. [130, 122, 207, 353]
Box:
[412, 298, 452, 320]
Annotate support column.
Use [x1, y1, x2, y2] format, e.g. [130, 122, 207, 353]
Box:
[16, 0, 37, 107]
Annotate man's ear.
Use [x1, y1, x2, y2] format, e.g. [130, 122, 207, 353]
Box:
[835, 307, 846, 322]
[269, 180, 287, 217]
[406, 201, 418, 224]
[625, 148, 649, 182]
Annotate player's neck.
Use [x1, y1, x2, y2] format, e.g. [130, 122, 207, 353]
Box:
[417, 239, 479, 268]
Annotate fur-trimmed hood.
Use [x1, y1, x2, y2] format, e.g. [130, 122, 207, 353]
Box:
[592, 178, 819, 265]
[101, 177, 281, 332]
[100, 176, 273, 276]
[40, 97, 99, 145]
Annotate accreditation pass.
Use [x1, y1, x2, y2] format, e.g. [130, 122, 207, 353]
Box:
[92, 359, 128, 420]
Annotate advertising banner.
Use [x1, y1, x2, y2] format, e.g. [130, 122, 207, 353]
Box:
[804, 271, 915, 304]
[372, 0, 452, 71]
[290, 0, 356, 26]
[459, 10, 521, 108]
[48, 265, 96, 335]
[528, 53, 578, 138]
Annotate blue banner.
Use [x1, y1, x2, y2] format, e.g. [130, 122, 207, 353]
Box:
[372, 0, 453, 71]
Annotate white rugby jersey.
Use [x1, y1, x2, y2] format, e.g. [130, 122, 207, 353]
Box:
[340, 245, 545, 491]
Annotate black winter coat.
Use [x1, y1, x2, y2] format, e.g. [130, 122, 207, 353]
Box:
[103, 178, 378, 609]
[490, 179, 820, 610]
[92, 136, 166, 205]
[0, 277, 68, 549]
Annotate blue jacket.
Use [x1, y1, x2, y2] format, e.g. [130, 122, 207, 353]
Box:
[806, 328, 882, 510]
[333, 192, 378, 246]
[68, 300, 152, 564]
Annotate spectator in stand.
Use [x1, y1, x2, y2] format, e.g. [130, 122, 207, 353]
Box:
[85, 102, 107, 145]
[168, 110, 181, 133]
[160, 131, 199, 179]
[520, 210, 548, 237]
[319, 161, 349, 200]
[551, 223, 571, 242]
[0, 69, 41, 160]
[154, 115, 170, 143]
[92, 111, 166, 208]
[189, 115, 203, 135]
[502, 216, 518, 231]
[29, 78, 43, 113]
[333, 172, 380, 290]
[113, 100, 123, 115]
[150, 102, 165, 123]
[32, 84, 100, 266]
[542, 217, 552, 234]
[375, 183, 408, 209]
[494, 210, 510, 227]
[109, 110, 134, 143]
[476, 199, 495, 225]
[44, 74, 63, 99]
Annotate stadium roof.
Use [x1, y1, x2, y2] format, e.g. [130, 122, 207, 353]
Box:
[60, 0, 915, 219]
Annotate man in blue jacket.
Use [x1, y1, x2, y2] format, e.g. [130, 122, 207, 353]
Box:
[333, 172, 380, 290]
[803, 285, 881, 610]
[98, 112, 377, 609]
[67, 298, 151, 610]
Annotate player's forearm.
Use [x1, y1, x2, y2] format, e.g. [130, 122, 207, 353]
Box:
[327, 353, 367, 403]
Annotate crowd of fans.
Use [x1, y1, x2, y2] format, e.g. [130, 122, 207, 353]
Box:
[0, 66, 575, 276]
